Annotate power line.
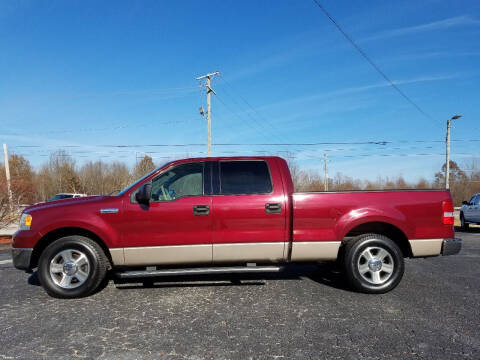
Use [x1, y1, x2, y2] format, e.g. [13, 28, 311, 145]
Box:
[9, 138, 480, 148]
[214, 94, 278, 155]
[215, 91, 293, 154]
[215, 88, 293, 154]
[311, 0, 438, 125]
[13, 148, 479, 159]
[1, 119, 194, 137]
[215, 74, 302, 158]
[11, 144, 451, 161]
[217, 74, 291, 145]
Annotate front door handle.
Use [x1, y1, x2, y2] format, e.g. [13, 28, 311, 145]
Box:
[193, 205, 210, 216]
[265, 203, 282, 214]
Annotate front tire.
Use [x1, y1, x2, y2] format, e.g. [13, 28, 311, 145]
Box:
[343, 234, 404, 294]
[460, 213, 469, 230]
[38, 236, 108, 298]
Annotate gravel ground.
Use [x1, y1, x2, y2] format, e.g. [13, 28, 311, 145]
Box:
[0, 230, 479, 360]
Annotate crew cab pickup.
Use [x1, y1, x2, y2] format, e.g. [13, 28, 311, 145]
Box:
[12, 156, 461, 298]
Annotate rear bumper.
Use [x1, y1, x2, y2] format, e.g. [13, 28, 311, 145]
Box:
[12, 248, 33, 271]
[441, 238, 462, 256]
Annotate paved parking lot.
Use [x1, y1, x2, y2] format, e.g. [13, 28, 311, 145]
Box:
[0, 230, 479, 359]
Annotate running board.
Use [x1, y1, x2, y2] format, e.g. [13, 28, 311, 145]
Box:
[115, 265, 284, 279]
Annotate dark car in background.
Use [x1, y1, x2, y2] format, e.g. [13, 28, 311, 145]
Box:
[48, 193, 87, 202]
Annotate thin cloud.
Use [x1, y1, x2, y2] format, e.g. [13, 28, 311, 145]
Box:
[364, 15, 480, 41]
[259, 74, 459, 111]
[380, 51, 480, 63]
[226, 32, 337, 81]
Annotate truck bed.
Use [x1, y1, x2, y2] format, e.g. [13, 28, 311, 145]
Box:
[292, 189, 454, 242]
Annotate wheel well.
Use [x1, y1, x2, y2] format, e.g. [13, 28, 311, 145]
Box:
[344, 222, 412, 257]
[30, 227, 113, 269]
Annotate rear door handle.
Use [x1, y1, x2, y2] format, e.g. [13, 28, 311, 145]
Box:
[193, 205, 210, 216]
[265, 203, 282, 214]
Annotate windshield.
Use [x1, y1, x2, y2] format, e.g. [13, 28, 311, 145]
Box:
[117, 162, 170, 196]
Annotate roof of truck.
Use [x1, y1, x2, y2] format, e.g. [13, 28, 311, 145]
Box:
[170, 156, 285, 162]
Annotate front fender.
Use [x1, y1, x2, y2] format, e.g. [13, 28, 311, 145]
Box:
[36, 215, 120, 248]
[335, 207, 412, 240]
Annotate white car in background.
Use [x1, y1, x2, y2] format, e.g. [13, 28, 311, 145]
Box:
[460, 193, 480, 229]
[48, 193, 87, 202]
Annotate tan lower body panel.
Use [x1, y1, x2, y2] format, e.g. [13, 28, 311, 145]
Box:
[123, 245, 212, 266]
[213, 242, 285, 263]
[112, 241, 341, 266]
[291, 241, 341, 261]
[109, 248, 125, 266]
[409, 239, 443, 257]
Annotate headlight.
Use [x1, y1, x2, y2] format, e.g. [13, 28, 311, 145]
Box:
[19, 213, 32, 231]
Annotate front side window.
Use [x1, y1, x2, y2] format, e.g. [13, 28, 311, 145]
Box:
[150, 162, 204, 201]
[472, 195, 480, 205]
[219, 161, 272, 195]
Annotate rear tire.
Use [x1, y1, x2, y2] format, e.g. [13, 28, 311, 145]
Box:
[460, 213, 469, 230]
[38, 236, 108, 298]
[343, 233, 404, 294]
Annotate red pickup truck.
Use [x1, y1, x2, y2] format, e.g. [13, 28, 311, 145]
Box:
[12, 156, 461, 298]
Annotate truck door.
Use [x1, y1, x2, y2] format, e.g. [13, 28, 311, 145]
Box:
[121, 161, 213, 266]
[464, 195, 478, 222]
[211, 159, 287, 263]
[471, 195, 480, 222]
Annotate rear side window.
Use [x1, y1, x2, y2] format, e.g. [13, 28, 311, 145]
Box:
[219, 161, 272, 195]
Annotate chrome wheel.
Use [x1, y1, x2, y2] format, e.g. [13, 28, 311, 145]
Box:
[49, 249, 90, 289]
[357, 246, 394, 285]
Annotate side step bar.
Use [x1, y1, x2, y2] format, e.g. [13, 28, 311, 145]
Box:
[115, 265, 284, 279]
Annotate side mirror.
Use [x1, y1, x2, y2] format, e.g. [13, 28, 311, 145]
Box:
[135, 183, 152, 204]
[462, 201, 469, 205]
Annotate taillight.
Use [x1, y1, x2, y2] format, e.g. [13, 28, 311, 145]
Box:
[442, 200, 454, 225]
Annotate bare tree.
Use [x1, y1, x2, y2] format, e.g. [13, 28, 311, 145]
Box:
[0, 154, 34, 202]
[0, 167, 29, 227]
[35, 150, 81, 201]
[106, 162, 132, 193]
[415, 178, 431, 189]
[133, 155, 155, 180]
[79, 160, 132, 195]
[434, 161, 469, 205]
[0, 183, 18, 228]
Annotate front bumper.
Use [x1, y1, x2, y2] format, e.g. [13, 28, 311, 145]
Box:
[441, 238, 462, 256]
[12, 248, 33, 271]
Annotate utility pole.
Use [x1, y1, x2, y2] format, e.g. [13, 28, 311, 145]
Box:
[445, 115, 462, 189]
[3, 144, 13, 207]
[196, 71, 219, 157]
[323, 153, 328, 191]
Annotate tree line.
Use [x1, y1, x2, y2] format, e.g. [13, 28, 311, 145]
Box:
[287, 158, 479, 206]
[0, 150, 157, 227]
[1, 150, 479, 227]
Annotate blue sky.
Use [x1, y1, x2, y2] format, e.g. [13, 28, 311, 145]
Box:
[1, 0, 479, 182]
